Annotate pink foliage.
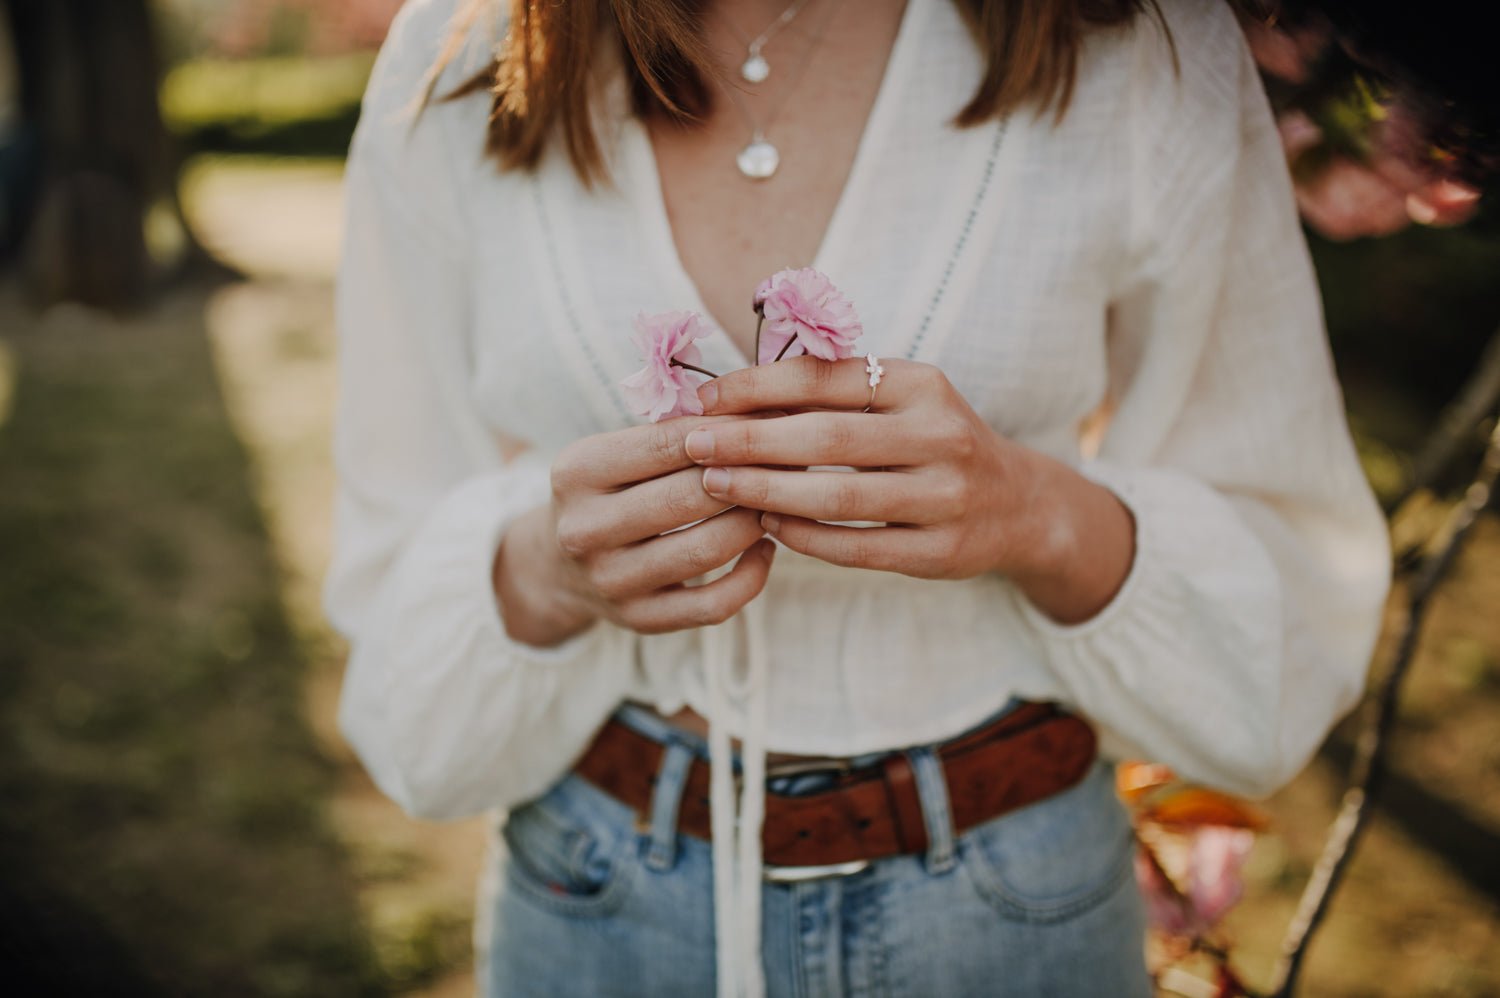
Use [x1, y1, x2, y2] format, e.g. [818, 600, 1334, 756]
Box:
[1135, 826, 1256, 938]
[1282, 108, 1481, 240]
[1188, 826, 1256, 926]
[1136, 847, 1199, 936]
[1239, 10, 1483, 240]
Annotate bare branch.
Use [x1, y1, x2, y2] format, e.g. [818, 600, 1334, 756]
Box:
[1386, 324, 1500, 515]
[1269, 412, 1500, 997]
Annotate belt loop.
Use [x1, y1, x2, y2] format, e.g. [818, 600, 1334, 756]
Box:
[879, 751, 928, 857]
[908, 747, 956, 875]
[645, 740, 695, 872]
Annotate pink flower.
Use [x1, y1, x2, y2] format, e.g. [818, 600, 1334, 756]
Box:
[753, 276, 774, 312]
[1278, 105, 1482, 240]
[1135, 826, 1256, 938]
[620, 311, 712, 422]
[755, 268, 862, 364]
[1135, 846, 1198, 936]
[1240, 12, 1330, 85]
[1187, 826, 1255, 926]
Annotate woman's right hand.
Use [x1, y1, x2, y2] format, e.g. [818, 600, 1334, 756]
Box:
[492, 416, 777, 647]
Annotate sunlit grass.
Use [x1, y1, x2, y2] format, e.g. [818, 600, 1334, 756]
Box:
[161, 53, 375, 133]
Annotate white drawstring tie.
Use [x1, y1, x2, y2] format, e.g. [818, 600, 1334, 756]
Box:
[703, 597, 770, 998]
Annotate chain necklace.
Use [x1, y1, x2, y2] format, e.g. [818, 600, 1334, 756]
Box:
[718, 0, 843, 179]
[721, 0, 815, 83]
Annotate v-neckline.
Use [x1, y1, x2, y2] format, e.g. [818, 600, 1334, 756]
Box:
[624, 0, 929, 371]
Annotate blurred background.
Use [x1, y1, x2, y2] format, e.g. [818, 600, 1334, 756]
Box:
[0, 1, 1497, 996]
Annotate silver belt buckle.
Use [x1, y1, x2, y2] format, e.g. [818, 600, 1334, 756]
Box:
[762, 859, 870, 883]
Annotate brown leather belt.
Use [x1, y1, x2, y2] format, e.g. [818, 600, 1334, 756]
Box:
[573, 701, 1097, 869]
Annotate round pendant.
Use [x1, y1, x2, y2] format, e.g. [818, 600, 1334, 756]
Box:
[736, 140, 780, 179]
[741, 53, 770, 83]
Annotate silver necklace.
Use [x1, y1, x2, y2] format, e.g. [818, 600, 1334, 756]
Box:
[723, 0, 815, 83]
[719, 0, 843, 179]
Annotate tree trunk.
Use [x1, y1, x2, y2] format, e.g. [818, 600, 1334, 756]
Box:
[6, 0, 170, 310]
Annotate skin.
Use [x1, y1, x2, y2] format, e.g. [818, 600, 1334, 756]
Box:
[492, 0, 1135, 690]
[495, 353, 1135, 646]
[690, 356, 1135, 624]
[495, 414, 779, 646]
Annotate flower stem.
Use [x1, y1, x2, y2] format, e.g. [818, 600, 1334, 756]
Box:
[753, 314, 765, 366]
[772, 338, 796, 363]
[671, 358, 720, 379]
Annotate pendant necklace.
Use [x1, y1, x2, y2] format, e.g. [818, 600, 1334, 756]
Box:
[723, 0, 814, 83]
[719, 0, 844, 180]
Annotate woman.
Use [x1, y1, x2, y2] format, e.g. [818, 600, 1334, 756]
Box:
[327, 0, 1391, 994]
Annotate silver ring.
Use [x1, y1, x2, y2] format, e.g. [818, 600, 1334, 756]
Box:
[863, 353, 885, 413]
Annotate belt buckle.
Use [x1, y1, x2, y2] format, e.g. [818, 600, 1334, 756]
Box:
[761, 757, 870, 882]
[762, 859, 870, 883]
[763, 757, 854, 779]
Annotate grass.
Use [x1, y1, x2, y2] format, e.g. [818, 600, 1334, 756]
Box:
[162, 54, 375, 132]
[161, 55, 375, 158]
[0, 289, 387, 997]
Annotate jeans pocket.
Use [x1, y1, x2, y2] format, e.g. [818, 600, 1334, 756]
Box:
[959, 762, 1137, 924]
[501, 776, 639, 918]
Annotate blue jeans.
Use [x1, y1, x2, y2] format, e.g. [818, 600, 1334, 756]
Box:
[482, 705, 1150, 997]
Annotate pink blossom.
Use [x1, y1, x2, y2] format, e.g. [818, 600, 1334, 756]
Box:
[753, 276, 774, 312]
[1135, 826, 1256, 938]
[1278, 105, 1482, 241]
[1135, 847, 1198, 936]
[620, 311, 711, 422]
[1187, 826, 1255, 926]
[1239, 12, 1330, 85]
[756, 268, 862, 364]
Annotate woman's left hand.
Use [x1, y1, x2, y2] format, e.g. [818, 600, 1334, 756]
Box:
[686, 355, 1136, 625]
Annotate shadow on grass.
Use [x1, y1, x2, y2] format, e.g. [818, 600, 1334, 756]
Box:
[0, 284, 386, 997]
[1319, 732, 1500, 907]
[178, 109, 363, 161]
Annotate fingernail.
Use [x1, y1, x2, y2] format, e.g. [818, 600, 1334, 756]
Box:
[684, 428, 715, 462]
[698, 382, 718, 411]
[703, 467, 731, 495]
[761, 512, 781, 533]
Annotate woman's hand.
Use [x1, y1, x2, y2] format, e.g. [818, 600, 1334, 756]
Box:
[687, 356, 1135, 625]
[493, 417, 776, 647]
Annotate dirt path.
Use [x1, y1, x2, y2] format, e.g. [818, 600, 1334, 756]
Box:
[187, 159, 484, 998]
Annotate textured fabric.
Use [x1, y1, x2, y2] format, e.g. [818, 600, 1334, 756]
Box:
[481, 724, 1152, 998]
[328, 0, 1391, 831]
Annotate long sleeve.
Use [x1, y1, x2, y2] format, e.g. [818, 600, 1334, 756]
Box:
[326, 0, 635, 820]
[1013, 1, 1390, 797]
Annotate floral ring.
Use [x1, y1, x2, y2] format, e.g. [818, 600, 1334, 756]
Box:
[863, 354, 886, 413]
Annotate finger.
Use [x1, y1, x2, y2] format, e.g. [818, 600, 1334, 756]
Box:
[699, 355, 921, 416]
[557, 467, 730, 554]
[760, 514, 947, 577]
[615, 539, 776, 634]
[684, 411, 934, 469]
[554, 414, 769, 492]
[701, 467, 952, 525]
[588, 508, 766, 599]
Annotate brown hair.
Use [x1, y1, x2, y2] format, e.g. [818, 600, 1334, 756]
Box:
[439, 0, 1164, 185]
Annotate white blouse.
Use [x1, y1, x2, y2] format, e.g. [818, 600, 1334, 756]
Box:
[328, 0, 1390, 835]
